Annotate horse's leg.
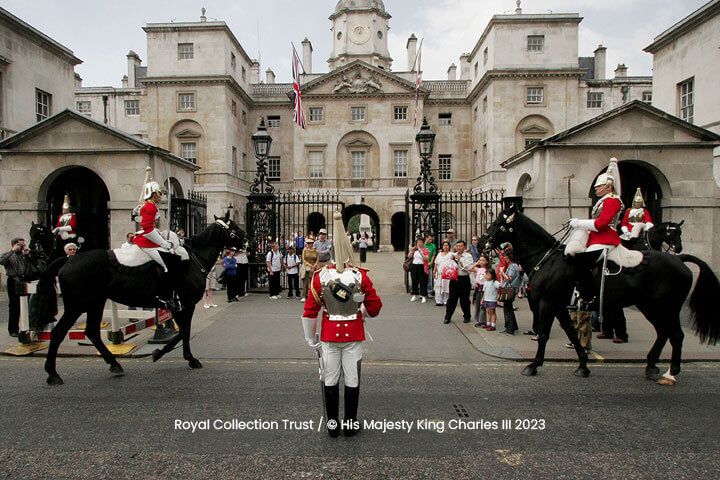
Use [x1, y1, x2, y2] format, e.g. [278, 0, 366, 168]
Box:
[44, 309, 81, 386]
[179, 305, 202, 369]
[636, 305, 668, 380]
[659, 320, 684, 386]
[557, 308, 590, 378]
[151, 327, 182, 362]
[522, 302, 554, 376]
[83, 300, 124, 377]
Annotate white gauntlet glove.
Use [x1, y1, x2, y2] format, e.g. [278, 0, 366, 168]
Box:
[302, 317, 321, 351]
[569, 219, 597, 232]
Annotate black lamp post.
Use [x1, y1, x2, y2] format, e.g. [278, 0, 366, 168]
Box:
[250, 117, 274, 196]
[413, 117, 438, 194]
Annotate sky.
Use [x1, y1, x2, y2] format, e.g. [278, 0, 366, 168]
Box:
[2, 0, 710, 86]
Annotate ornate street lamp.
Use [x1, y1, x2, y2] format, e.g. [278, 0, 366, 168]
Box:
[250, 117, 275, 195]
[413, 117, 438, 194]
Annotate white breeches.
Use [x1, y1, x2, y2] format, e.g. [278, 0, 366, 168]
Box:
[564, 229, 589, 256]
[142, 248, 168, 272]
[321, 341, 363, 387]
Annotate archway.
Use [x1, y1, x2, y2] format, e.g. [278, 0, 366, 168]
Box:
[40, 166, 111, 249]
[589, 160, 667, 223]
[516, 173, 532, 196]
[391, 211, 408, 251]
[342, 204, 380, 251]
[306, 212, 326, 237]
[164, 177, 184, 198]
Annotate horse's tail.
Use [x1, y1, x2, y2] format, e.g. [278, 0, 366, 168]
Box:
[679, 254, 720, 345]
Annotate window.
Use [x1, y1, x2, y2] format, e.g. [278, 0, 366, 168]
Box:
[438, 155, 451, 180]
[178, 93, 195, 111]
[125, 99, 140, 115]
[242, 110, 247, 125]
[526, 87, 544, 105]
[309, 107, 324, 122]
[231, 146, 237, 175]
[76, 101, 91, 115]
[36, 89, 51, 122]
[393, 150, 408, 177]
[679, 78, 693, 123]
[231, 52, 236, 70]
[524, 138, 541, 149]
[642, 91, 653, 104]
[268, 156, 280, 181]
[241, 66, 246, 82]
[180, 142, 197, 164]
[393, 106, 408, 121]
[351, 151, 365, 178]
[483, 47, 488, 66]
[308, 151, 323, 178]
[527, 35, 544, 52]
[439, 112, 452, 125]
[231, 100, 237, 117]
[586, 91, 603, 108]
[178, 43, 194, 60]
[482, 96, 488, 112]
[267, 115, 280, 128]
[351, 106, 366, 122]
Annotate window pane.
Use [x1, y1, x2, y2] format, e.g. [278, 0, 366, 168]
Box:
[586, 92, 603, 108]
[180, 142, 197, 164]
[76, 101, 91, 114]
[439, 112, 452, 125]
[527, 35, 544, 52]
[267, 116, 280, 128]
[309, 151, 323, 178]
[394, 106, 408, 120]
[351, 107, 366, 121]
[393, 150, 408, 177]
[268, 156, 280, 181]
[351, 151, 365, 178]
[526, 87, 544, 104]
[36, 89, 51, 122]
[309, 107, 324, 122]
[179, 93, 195, 110]
[178, 43, 194, 60]
[125, 99, 140, 115]
[438, 155, 451, 180]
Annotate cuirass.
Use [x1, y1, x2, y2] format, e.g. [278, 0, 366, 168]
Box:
[320, 268, 363, 319]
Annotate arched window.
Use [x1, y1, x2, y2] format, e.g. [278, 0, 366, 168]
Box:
[441, 212, 455, 233]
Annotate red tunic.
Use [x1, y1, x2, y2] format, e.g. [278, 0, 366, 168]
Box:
[303, 266, 383, 343]
[587, 196, 622, 247]
[132, 201, 161, 248]
[620, 208, 653, 233]
[56, 213, 77, 235]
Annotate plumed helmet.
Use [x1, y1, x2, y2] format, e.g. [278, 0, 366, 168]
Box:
[143, 181, 163, 200]
[62, 193, 71, 210]
[632, 187, 645, 208]
[332, 211, 357, 273]
[593, 157, 621, 196]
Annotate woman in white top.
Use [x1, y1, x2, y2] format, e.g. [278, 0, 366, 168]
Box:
[235, 245, 249, 297]
[433, 241, 453, 306]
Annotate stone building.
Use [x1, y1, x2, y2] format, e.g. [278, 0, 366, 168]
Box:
[77, 0, 653, 248]
[0, 6, 82, 140]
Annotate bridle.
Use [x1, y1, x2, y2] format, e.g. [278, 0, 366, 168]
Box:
[188, 219, 242, 274]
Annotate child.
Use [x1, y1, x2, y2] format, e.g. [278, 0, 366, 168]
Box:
[283, 246, 302, 299]
[481, 269, 501, 331]
[472, 255, 490, 326]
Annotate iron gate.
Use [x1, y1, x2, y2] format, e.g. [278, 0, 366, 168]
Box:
[170, 191, 207, 236]
[246, 191, 345, 292]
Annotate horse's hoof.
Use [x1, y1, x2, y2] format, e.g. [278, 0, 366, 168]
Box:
[46, 375, 64, 386]
[645, 367, 660, 380]
[152, 349, 162, 362]
[109, 364, 125, 377]
[188, 358, 203, 369]
[574, 367, 591, 378]
[521, 366, 537, 376]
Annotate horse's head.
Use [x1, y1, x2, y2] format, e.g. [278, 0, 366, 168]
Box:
[659, 220, 683, 254]
[213, 212, 245, 250]
[29, 221, 53, 254]
[482, 204, 520, 253]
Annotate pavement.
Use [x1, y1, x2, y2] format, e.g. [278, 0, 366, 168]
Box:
[1, 250, 720, 363]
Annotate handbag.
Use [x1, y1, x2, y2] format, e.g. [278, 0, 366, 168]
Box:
[498, 286, 516, 301]
[403, 256, 413, 273]
[217, 270, 227, 285]
[441, 263, 459, 281]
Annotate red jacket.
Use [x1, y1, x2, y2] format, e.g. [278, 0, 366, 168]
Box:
[56, 213, 77, 237]
[588, 196, 622, 247]
[620, 208, 653, 233]
[132, 201, 161, 248]
[303, 266, 383, 343]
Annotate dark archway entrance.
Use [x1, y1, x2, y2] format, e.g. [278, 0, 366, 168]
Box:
[306, 212, 326, 237]
[391, 211, 408, 251]
[590, 160, 664, 223]
[42, 166, 111, 250]
[342, 204, 380, 251]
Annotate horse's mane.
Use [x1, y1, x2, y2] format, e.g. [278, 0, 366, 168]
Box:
[185, 223, 223, 250]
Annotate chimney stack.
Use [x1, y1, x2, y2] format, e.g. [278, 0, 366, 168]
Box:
[447, 63, 457, 81]
[74, 73, 83, 88]
[266, 68, 276, 84]
[407, 34, 418, 71]
[302, 38, 313, 74]
[127, 50, 142, 88]
[200, 7, 207, 22]
[250, 60, 260, 84]
[121, 75, 128, 88]
[593, 44, 606, 80]
[614, 63, 628, 78]
[459, 53, 471, 80]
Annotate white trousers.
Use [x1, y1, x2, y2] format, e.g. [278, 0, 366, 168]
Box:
[321, 341, 363, 387]
[142, 248, 168, 272]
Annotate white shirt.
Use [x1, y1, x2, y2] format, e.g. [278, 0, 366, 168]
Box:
[266, 250, 282, 272]
[454, 251, 474, 276]
[236, 250, 249, 264]
[284, 254, 300, 275]
[412, 250, 425, 264]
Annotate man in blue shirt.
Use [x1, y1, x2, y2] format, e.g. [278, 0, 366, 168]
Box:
[499, 251, 523, 335]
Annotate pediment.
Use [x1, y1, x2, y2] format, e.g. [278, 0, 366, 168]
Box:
[344, 139, 373, 150]
[302, 61, 419, 96]
[519, 124, 549, 135]
[175, 128, 202, 139]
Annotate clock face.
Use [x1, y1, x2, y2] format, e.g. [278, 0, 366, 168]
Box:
[350, 25, 370, 44]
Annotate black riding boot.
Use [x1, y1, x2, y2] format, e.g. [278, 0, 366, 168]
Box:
[324, 384, 340, 438]
[156, 253, 183, 312]
[343, 386, 361, 437]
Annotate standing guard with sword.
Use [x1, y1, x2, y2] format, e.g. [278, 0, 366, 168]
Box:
[301, 212, 383, 438]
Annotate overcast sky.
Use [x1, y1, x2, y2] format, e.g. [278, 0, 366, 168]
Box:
[3, 0, 709, 86]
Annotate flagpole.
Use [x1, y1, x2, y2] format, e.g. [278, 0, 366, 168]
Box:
[291, 42, 307, 75]
[411, 38, 424, 72]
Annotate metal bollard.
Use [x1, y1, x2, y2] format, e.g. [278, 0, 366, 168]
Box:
[107, 301, 124, 345]
[17, 281, 37, 345]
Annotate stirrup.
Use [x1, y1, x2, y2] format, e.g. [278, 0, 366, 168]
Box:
[156, 294, 183, 312]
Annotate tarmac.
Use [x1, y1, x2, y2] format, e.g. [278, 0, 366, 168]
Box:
[1, 250, 719, 362]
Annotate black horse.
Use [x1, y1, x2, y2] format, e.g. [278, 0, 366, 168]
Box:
[622, 221, 684, 253]
[482, 206, 720, 384]
[41, 214, 244, 386]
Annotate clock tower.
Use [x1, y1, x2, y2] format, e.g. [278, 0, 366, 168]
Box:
[328, 0, 392, 71]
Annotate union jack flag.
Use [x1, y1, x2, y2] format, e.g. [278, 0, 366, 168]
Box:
[413, 39, 423, 127]
[292, 45, 306, 129]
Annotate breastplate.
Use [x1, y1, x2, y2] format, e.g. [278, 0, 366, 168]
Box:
[320, 268, 363, 320]
[592, 196, 623, 227]
[628, 208, 645, 223]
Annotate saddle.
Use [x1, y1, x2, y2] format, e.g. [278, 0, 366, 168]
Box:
[111, 230, 189, 271]
[605, 245, 643, 269]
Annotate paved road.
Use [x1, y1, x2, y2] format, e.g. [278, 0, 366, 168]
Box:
[1, 357, 719, 479]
